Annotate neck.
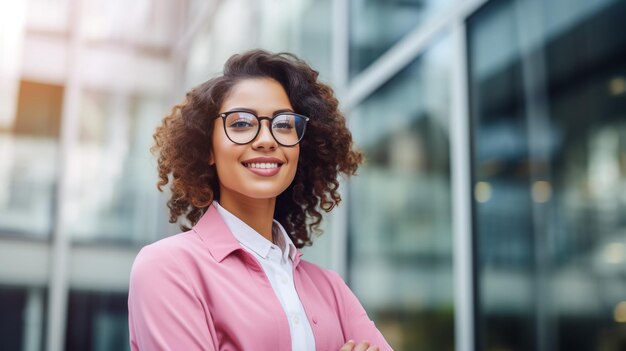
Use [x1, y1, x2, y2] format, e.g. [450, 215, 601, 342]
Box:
[218, 190, 276, 242]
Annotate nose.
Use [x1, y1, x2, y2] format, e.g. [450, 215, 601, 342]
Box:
[251, 120, 277, 150]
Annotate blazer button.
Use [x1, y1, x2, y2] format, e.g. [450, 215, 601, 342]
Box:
[312, 316, 318, 325]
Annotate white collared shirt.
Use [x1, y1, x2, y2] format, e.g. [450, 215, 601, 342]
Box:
[214, 201, 316, 351]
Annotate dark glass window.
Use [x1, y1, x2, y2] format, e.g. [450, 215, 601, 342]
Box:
[468, 0, 626, 350]
[0, 287, 27, 351]
[349, 0, 452, 78]
[65, 291, 129, 351]
[0, 286, 47, 351]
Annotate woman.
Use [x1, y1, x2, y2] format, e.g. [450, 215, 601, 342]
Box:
[128, 49, 392, 351]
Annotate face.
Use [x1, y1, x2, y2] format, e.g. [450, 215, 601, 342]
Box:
[211, 78, 300, 202]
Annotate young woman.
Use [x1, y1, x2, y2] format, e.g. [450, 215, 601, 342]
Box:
[128, 49, 392, 351]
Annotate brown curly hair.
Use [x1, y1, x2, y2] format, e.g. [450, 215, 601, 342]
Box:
[152, 49, 362, 248]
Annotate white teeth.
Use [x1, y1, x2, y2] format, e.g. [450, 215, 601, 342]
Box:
[245, 162, 279, 169]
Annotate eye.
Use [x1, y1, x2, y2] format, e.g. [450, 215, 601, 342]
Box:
[229, 119, 254, 128]
[225, 112, 257, 129]
[273, 121, 293, 129]
[272, 115, 295, 131]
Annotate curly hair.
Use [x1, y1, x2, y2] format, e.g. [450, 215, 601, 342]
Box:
[152, 49, 362, 248]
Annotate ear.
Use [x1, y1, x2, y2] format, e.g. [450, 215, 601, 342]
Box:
[208, 153, 215, 166]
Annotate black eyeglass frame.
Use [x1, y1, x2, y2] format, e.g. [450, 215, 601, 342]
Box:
[217, 109, 310, 147]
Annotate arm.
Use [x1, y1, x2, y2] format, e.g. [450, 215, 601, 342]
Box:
[330, 271, 394, 351]
[128, 245, 217, 351]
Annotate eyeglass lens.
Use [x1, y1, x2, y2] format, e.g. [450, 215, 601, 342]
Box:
[223, 111, 306, 146]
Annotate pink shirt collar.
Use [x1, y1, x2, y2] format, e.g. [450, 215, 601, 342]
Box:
[213, 201, 297, 263]
[192, 204, 303, 265]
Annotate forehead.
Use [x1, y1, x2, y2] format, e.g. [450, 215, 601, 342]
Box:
[220, 78, 292, 112]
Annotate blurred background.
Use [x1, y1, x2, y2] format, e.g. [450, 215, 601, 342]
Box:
[1, 0, 625, 350]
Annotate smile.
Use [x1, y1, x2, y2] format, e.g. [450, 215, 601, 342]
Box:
[241, 162, 283, 177]
[243, 162, 280, 169]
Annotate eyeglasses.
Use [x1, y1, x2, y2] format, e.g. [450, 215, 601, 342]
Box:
[217, 109, 309, 147]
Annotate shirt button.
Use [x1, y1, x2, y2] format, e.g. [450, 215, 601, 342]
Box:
[281, 276, 288, 284]
[293, 314, 300, 324]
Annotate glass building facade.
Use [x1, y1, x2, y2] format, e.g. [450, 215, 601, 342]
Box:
[0, 0, 625, 350]
[469, 1, 626, 350]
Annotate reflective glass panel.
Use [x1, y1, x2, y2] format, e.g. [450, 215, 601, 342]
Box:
[0, 286, 28, 350]
[286, 0, 333, 81]
[1, 3, 65, 239]
[0, 286, 47, 351]
[468, 0, 626, 350]
[65, 291, 129, 351]
[26, 0, 70, 32]
[349, 0, 453, 78]
[81, 0, 178, 49]
[0, 80, 61, 238]
[348, 36, 453, 350]
[187, 0, 333, 86]
[66, 92, 167, 244]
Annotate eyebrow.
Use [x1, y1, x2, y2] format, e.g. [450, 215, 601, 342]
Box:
[226, 107, 295, 116]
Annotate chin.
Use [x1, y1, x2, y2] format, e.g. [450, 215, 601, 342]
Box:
[220, 173, 296, 201]
[241, 186, 288, 200]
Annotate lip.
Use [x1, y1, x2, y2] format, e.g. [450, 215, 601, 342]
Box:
[241, 157, 284, 177]
[241, 157, 285, 164]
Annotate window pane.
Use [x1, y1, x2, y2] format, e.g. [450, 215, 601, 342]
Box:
[81, 0, 179, 49]
[66, 92, 167, 244]
[65, 291, 129, 351]
[285, 0, 333, 82]
[348, 36, 453, 350]
[0, 81, 61, 238]
[468, 0, 626, 350]
[26, 0, 70, 33]
[0, 286, 27, 350]
[349, 0, 453, 78]
[186, 0, 333, 90]
[0, 286, 47, 351]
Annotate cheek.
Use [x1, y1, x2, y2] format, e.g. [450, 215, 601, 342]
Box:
[293, 145, 300, 163]
[287, 146, 300, 178]
[211, 146, 235, 180]
[211, 127, 233, 164]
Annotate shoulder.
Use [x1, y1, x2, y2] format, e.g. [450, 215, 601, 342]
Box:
[130, 231, 203, 283]
[134, 230, 196, 262]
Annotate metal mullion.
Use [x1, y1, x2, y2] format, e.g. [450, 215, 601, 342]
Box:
[514, 0, 553, 350]
[450, 12, 475, 351]
[46, 0, 83, 350]
[331, 0, 350, 278]
[344, 11, 452, 111]
[344, 0, 491, 112]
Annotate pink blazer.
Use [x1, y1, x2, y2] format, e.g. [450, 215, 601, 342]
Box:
[128, 205, 393, 351]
